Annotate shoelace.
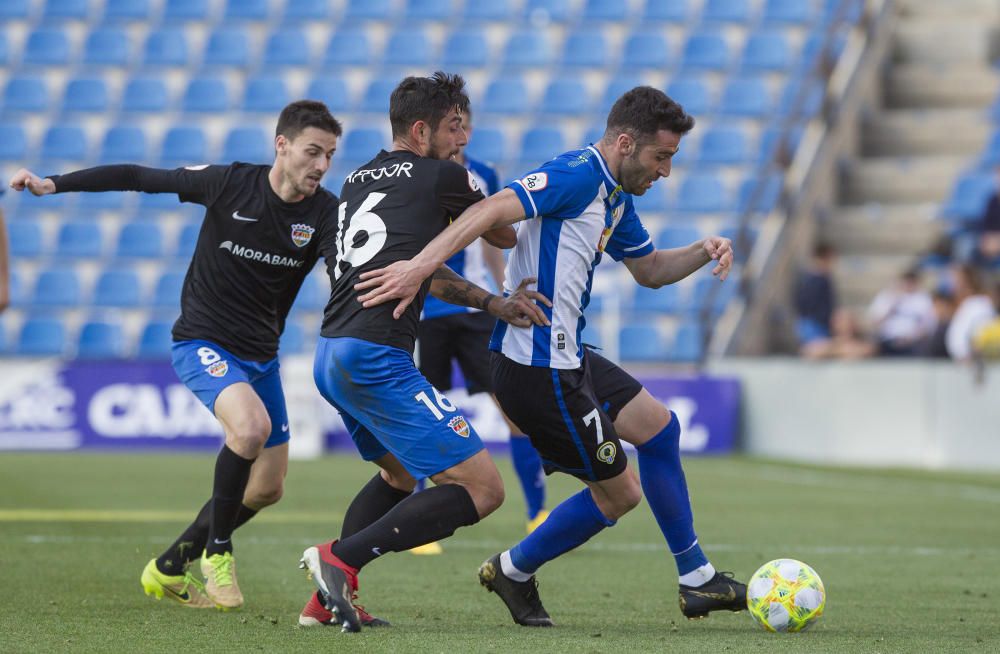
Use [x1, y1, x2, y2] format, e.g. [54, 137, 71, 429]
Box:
[182, 571, 207, 595]
[350, 592, 373, 621]
[209, 553, 235, 587]
[521, 578, 543, 607]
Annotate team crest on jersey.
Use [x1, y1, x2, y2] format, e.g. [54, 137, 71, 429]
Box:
[448, 415, 471, 438]
[520, 172, 548, 192]
[597, 441, 617, 464]
[597, 205, 626, 252]
[290, 223, 315, 247]
[205, 360, 229, 378]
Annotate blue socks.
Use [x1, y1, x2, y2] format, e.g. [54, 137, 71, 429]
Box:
[507, 488, 614, 575]
[636, 411, 708, 577]
[509, 433, 546, 520]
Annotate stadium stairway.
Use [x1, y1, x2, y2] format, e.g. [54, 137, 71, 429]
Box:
[820, 0, 999, 310]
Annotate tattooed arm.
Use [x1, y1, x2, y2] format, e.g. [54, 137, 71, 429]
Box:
[429, 266, 551, 328]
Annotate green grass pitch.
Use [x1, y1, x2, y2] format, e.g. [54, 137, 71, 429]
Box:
[1, 452, 997, 653]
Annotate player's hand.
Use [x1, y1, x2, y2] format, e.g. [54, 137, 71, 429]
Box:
[490, 277, 552, 327]
[702, 236, 734, 281]
[8, 168, 55, 196]
[355, 260, 432, 319]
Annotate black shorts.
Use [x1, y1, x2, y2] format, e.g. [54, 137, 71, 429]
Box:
[417, 311, 496, 394]
[491, 348, 643, 482]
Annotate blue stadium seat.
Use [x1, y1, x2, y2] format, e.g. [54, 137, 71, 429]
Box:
[466, 127, 504, 164]
[670, 321, 703, 361]
[580, 320, 602, 349]
[540, 80, 589, 115]
[23, 29, 71, 66]
[384, 30, 432, 67]
[0, 33, 6, 66]
[681, 32, 729, 71]
[630, 285, 682, 313]
[162, 0, 209, 22]
[599, 74, 646, 112]
[643, 0, 689, 21]
[102, 0, 151, 22]
[138, 192, 183, 211]
[293, 273, 327, 311]
[306, 76, 351, 113]
[17, 317, 66, 356]
[0, 124, 28, 161]
[583, 0, 628, 21]
[79, 191, 128, 211]
[342, 129, 385, 164]
[93, 268, 142, 307]
[83, 28, 130, 67]
[463, 0, 510, 21]
[738, 173, 783, 214]
[122, 77, 169, 113]
[981, 131, 1000, 167]
[0, 0, 30, 19]
[224, 0, 268, 20]
[263, 29, 310, 67]
[160, 126, 207, 166]
[632, 184, 669, 212]
[42, 126, 88, 161]
[701, 0, 752, 23]
[443, 28, 489, 69]
[698, 126, 749, 166]
[666, 77, 713, 116]
[77, 320, 126, 359]
[8, 269, 25, 307]
[675, 175, 730, 213]
[764, 0, 818, 24]
[720, 224, 759, 250]
[44, 0, 89, 20]
[718, 77, 772, 118]
[622, 31, 670, 69]
[482, 76, 530, 115]
[116, 222, 163, 259]
[280, 320, 306, 354]
[282, 0, 330, 22]
[324, 30, 371, 66]
[405, 0, 453, 21]
[559, 29, 607, 68]
[823, 0, 863, 23]
[100, 126, 147, 163]
[778, 78, 825, 120]
[223, 127, 271, 164]
[799, 29, 848, 73]
[360, 77, 397, 114]
[33, 267, 81, 307]
[175, 222, 201, 259]
[182, 77, 229, 113]
[63, 78, 109, 114]
[502, 31, 553, 68]
[143, 28, 189, 67]
[519, 127, 565, 165]
[941, 172, 995, 221]
[344, 0, 392, 21]
[203, 28, 251, 68]
[655, 226, 701, 249]
[137, 320, 174, 359]
[153, 269, 186, 307]
[742, 31, 792, 72]
[691, 277, 736, 316]
[244, 77, 290, 113]
[619, 325, 667, 361]
[8, 222, 43, 258]
[522, 0, 573, 23]
[3, 77, 48, 113]
[56, 222, 102, 258]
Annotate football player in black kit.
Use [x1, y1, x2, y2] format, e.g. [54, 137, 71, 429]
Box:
[297, 72, 552, 632]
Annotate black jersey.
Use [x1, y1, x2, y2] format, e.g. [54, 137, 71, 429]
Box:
[320, 150, 484, 352]
[49, 163, 339, 362]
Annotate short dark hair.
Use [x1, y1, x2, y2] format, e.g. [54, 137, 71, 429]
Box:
[813, 242, 835, 259]
[604, 86, 695, 144]
[389, 71, 470, 139]
[275, 100, 342, 141]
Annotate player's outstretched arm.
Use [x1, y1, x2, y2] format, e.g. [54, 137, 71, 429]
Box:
[10, 164, 219, 197]
[429, 267, 550, 328]
[625, 236, 734, 288]
[355, 189, 526, 318]
[8, 168, 56, 196]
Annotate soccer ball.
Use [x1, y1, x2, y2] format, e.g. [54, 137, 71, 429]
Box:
[746, 558, 825, 633]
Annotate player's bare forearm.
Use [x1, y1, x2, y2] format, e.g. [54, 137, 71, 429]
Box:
[627, 237, 734, 287]
[428, 267, 551, 328]
[430, 266, 497, 312]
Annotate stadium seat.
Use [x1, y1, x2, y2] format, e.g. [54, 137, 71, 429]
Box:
[619, 325, 667, 361]
[718, 77, 772, 118]
[502, 31, 553, 68]
[160, 126, 207, 166]
[162, 0, 210, 22]
[324, 30, 371, 67]
[582, 0, 628, 21]
[720, 224, 759, 251]
[153, 269, 186, 308]
[115, 222, 164, 259]
[643, 0, 689, 22]
[23, 29, 71, 67]
[632, 184, 669, 212]
[522, 0, 573, 23]
[222, 127, 271, 164]
[0, 33, 6, 66]
[360, 77, 398, 114]
[691, 277, 737, 316]
[466, 127, 505, 163]
[17, 317, 66, 356]
[701, 0, 752, 23]
[306, 76, 351, 114]
[600, 74, 646, 112]
[666, 77, 713, 116]
[980, 131, 1000, 168]
[670, 321, 703, 361]
[224, 0, 268, 20]
[174, 222, 202, 259]
[143, 28, 189, 67]
[293, 273, 328, 311]
[182, 77, 229, 113]
[580, 320, 602, 349]
[122, 77, 170, 113]
[681, 32, 730, 71]
[8, 222, 43, 258]
[263, 29, 311, 67]
[622, 31, 671, 69]
[0, 124, 28, 161]
[280, 320, 306, 354]
[518, 128, 565, 165]
[137, 320, 174, 359]
[63, 77, 110, 114]
[675, 175, 731, 213]
[384, 30, 432, 67]
[32, 267, 82, 307]
[482, 76, 530, 115]
[539, 80, 589, 115]
[630, 285, 682, 313]
[741, 31, 793, 72]
[56, 222, 102, 258]
[405, 0, 453, 21]
[203, 28, 252, 68]
[655, 226, 702, 249]
[3, 77, 48, 113]
[342, 129, 386, 165]
[282, 0, 330, 22]
[763, 0, 818, 24]
[443, 28, 490, 69]
[8, 269, 25, 307]
[823, 0, 864, 24]
[463, 0, 510, 21]
[0, 0, 30, 20]
[42, 126, 88, 162]
[778, 78, 826, 120]
[79, 191, 128, 211]
[344, 0, 393, 21]
[558, 29, 607, 68]
[83, 28, 131, 67]
[102, 0, 151, 22]
[100, 126, 147, 163]
[941, 172, 995, 221]
[77, 320, 126, 359]
[44, 0, 89, 20]
[698, 126, 750, 166]
[93, 268, 142, 308]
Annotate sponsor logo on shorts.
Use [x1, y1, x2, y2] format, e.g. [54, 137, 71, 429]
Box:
[205, 360, 229, 378]
[520, 172, 548, 191]
[290, 223, 315, 247]
[597, 441, 617, 464]
[448, 415, 471, 438]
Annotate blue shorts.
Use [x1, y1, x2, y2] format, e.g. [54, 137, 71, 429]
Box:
[171, 339, 290, 448]
[313, 336, 484, 480]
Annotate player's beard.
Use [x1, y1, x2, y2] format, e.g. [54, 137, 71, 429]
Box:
[619, 150, 653, 195]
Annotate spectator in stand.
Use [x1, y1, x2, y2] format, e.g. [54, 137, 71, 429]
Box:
[867, 268, 936, 356]
[945, 264, 996, 361]
[800, 308, 874, 360]
[794, 242, 837, 354]
[972, 167, 1000, 266]
[972, 282, 1000, 358]
[921, 289, 956, 358]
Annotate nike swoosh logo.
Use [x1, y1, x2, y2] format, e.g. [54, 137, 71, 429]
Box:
[371, 547, 381, 556]
[163, 584, 191, 601]
[688, 588, 736, 602]
[213, 538, 230, 545]
[281, 423, 289, 432]
[232, 211, 258, 222]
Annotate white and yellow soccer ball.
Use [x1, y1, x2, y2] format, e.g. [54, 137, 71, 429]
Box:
[746, 558, 825, 633]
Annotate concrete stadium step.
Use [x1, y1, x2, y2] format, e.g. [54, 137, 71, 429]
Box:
[885, 65, 999, 109]
[892, 21, 994, 66]
[833, 255, 921, 308]
[862, 109, 991, 157]
[820, 203, 944, 255]
[841, 155, 968, 204]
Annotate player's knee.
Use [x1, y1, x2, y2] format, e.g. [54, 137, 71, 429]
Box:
[246, 481, 284, 508]
[229, 414, 272, 451]
[470, 476, 505, 518]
